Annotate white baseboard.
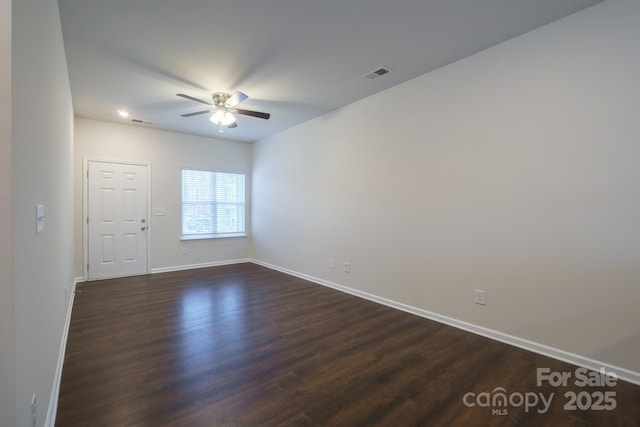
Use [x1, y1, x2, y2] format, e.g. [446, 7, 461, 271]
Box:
[150, 258, 252, 274]
[251, 259, 640, 387]
[45, 276, 81, 427]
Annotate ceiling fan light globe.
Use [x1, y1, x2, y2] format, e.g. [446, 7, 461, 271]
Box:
[210, 109, 226, 124]
[222, 111, 236, 126]
[210, 109, 236, 126]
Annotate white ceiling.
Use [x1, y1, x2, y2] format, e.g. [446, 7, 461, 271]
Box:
[58, 0, 603, 142]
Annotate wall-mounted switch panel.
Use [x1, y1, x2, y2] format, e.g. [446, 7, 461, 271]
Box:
[36, 204, 45, 234]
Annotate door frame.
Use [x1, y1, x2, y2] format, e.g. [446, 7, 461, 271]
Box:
[83, 157, 152, 280]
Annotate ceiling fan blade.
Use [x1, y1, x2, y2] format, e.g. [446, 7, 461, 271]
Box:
[236, 108, 270, 120]
[181, 109, 210, 117]
[227, 122, 238, 129]
[177, 93, 212, 105]
[226, 91, 248, 107]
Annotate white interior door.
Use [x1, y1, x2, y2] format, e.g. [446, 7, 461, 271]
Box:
[87, 160, 149, 280]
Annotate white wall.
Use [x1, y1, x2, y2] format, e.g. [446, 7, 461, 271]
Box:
[74, 118, 252, 276]
[253, 0, 640, 375]
[0, 0, 15, 425]
[11, 0, 75, 425]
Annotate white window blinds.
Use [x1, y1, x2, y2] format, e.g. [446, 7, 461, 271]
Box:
[181, 169, 246, 238]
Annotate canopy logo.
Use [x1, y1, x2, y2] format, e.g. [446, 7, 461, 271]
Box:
[463, 388, 553, 415]
[462, 367, 618, 416]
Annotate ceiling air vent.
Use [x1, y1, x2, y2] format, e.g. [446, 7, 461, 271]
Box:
[131, 118, 154, 126]
[362, 66, 394, 80]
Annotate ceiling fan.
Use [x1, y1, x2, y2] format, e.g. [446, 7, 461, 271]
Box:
[177, 91, 270, 133]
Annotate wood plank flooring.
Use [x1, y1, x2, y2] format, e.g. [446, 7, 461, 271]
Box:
[56, 263, 639, 426]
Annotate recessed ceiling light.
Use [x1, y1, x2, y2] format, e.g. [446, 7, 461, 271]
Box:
[117, 110, 131, 118]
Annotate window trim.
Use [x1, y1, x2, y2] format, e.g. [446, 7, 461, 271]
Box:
[180, 232, 247, 241]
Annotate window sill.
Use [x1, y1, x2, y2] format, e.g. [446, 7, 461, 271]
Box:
[181, 233, 247, 241]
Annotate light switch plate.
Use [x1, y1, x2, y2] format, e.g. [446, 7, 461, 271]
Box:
[36, 204, 45, 234]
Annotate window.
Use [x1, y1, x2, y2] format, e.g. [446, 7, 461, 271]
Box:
[181, 169, 246, 239]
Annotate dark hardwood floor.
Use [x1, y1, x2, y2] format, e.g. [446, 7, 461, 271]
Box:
[56, 263, 639, 426]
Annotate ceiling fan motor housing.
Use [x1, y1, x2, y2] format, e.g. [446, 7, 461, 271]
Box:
[212, 92, 231, 107]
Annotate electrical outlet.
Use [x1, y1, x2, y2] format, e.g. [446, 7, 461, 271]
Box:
[474, 289, 486, 305]
[344, 262, 351, 273]
[328, 259, 335, 269]
[31, 393, 36, 427]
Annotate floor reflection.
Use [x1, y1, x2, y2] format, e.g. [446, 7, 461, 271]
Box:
[177, 281, 247, 378]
